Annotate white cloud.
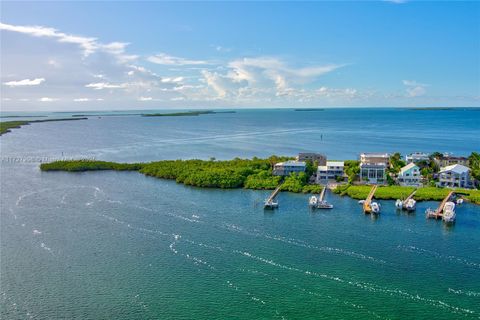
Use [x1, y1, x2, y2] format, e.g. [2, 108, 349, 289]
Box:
[38, 97, 58, 102]
[138, 96, 152, 101]
[85, 82, 127, 90]
[3, 78, 45, 87]
[0, 22, 136, 62]
[200, 56, 345, 100]
[214, 45, 232, 53]
[161, 76, 184, 83]
[73, 98, 90, 102]
[0, 22, 98, 56]
[403, 80, 428, 97]
[147, 53, 207, 66]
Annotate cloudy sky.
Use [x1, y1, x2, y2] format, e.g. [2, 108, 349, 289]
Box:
[1, 1, 479, 111]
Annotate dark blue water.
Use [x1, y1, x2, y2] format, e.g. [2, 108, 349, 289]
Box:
[1, 108, 479, 319]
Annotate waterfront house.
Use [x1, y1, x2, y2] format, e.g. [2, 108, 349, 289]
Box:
[296, 153, 327, 166]
[437, 164, 472, 188]
[405, 152, 429, 164]
[360, 163, 387, 184]
[359, 152, 389, 184]
[360, 152, 390, 165]
[397, 163, 422, 186]
[273, 161, 306, 176]
[316, 161, 345, 184]
[434, 154, 469, 167]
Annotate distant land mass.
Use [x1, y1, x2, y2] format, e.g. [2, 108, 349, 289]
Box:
[142, 110, 236, 117]
[294, 108, 325, 112]
[0, 118, 88, 136]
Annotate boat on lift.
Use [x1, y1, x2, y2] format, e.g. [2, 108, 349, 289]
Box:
[264, 199, 278, 209]
[317, 200, 333, 209]
[442, 201, 456, 223]
[309, 195, 318, 207]
[404, 198, 416, 212]
[370, 202, 381, 214]
[395, 199, 403, 209]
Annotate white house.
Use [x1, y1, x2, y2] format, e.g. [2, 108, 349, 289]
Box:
[360, 163, 387, 184]
[405, 152, 429, 164]
[397, 163, 421, 186]
[359, 152, 389, 184]
[438, 164, 472, 188]
[360, 152, 389, 165]
[273, 161, 306, 176]
[316, 161, 345, 184]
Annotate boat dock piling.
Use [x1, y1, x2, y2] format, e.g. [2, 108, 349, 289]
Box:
[363, 185, 378, 214]
[427, 191, 455, 219]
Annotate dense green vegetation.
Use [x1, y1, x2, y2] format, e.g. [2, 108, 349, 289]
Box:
[468, 152, 480, 184]
[0, 121, 28, 135]
[40, 157, 323, 193]
[39, 155, 480, 202]
[40, 160, 143, 172]
[333, 185, 480, 204]
[344, 160, 360, 183]
[0, 118, 88, 136]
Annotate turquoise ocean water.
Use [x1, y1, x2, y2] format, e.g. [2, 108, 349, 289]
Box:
[1, 108, 479, 319]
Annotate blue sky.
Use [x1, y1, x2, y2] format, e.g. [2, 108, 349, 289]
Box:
[1, 1, 479, 110]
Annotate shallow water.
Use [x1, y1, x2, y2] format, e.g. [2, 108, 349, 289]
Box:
[1, 108, 479, 319]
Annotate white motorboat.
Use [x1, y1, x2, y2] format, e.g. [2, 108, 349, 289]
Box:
[317, 200, 334, 209]
[442, 201, 456, 223]
[370, 202, 381, 214]
[395, 199, 403, 209]
[309, 195, 318, 207]
[358, 200, 365, 205]
[456, 198, 464, 205]
[404, 198, 416, 212]
[264, 199, 278, 209]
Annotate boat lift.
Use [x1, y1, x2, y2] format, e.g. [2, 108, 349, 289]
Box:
[264, 184, 282, 209]
[426, 191, 455, 219]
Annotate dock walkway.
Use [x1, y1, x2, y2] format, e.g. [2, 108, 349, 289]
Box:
[427, 191, 455, 219]
[363, 185, 378, 214]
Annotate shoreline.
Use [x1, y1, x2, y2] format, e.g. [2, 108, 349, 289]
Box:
[39, 158, 480, 205]
[0, 117, 88, 136]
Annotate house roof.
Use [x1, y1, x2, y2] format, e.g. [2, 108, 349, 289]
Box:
[327, 161, 344, 167]
[276, 161, 306, 167]
[400, 162, 419, 174]
[361, 152, 389, 158]
[439, 164, 470, 174]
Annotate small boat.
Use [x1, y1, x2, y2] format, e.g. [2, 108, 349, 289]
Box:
[264, 199, 278, 209]
[456, 198, 464, 205]
[370, 202, 381, 214]
[442, 201, 456, 223]
[309, 195, 318, 207]
[395, 199, 403, 209]
[358, 200, 365, 205]
[404, 198, 416, 212]
[425, 208, 437, 218]
[317, 200, 333, 209]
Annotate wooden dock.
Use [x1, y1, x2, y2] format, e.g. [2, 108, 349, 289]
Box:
[264, 184, 282, 209]
[427, 191, 455, 219]
[363, 185, 378, 214]
[319, 186, 327, 202]
[402, 189, 417, 208]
